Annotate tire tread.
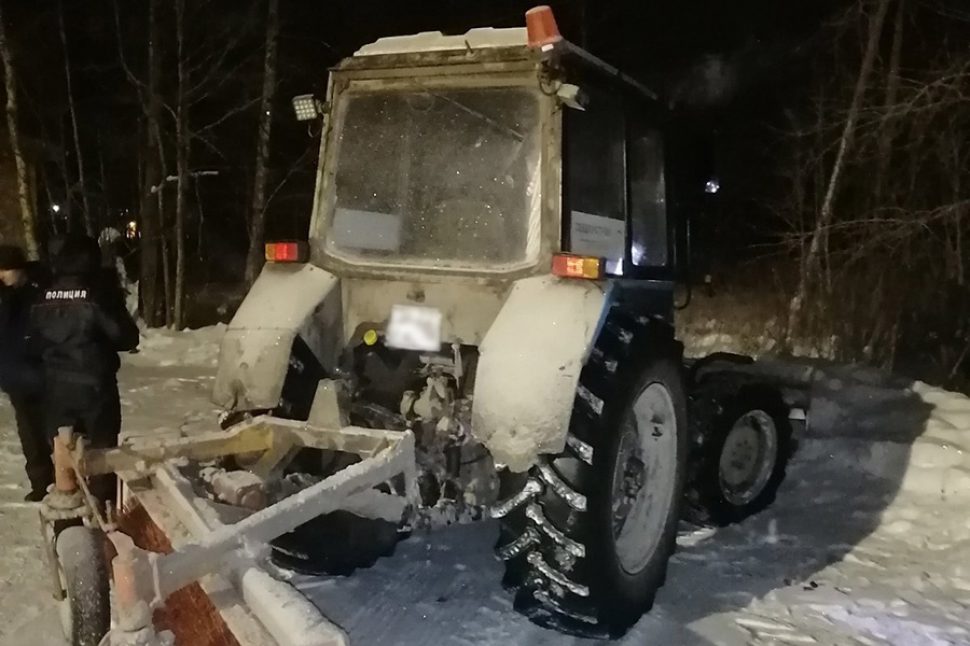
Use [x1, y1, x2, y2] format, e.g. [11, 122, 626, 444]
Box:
[496, 315, 687, 637]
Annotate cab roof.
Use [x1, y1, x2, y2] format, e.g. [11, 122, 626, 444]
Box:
[354, 27, 528, 57]
[336, 26, 537, 72]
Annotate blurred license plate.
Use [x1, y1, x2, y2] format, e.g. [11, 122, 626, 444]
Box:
[386, 305, 442, 352]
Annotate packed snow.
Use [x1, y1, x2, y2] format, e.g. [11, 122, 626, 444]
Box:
[126, 322, 225, 369]
[1, 326, 969, 645]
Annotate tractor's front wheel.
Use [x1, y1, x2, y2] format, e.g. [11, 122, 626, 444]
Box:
[496, 344, 687, 637]
[687, 385, 793, 526]
[55, 525, 111, 646]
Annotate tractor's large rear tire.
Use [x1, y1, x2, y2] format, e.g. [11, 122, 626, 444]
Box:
[56, 526, 110, 646]
[495, 320, 687, 637]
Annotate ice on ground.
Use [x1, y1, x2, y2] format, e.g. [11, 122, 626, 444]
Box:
[2, 327, 970, 645]
[803, 368, 970, 500]
[127, 323, 226, 369]
[300, 360, 970, 645]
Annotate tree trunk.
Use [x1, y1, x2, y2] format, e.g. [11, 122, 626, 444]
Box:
[783, 0, 892, 352]
[950, 141, 963, 286]
[245, 0, 280, 286]
[98, 131, 108, 224]
[57, 118, 73, 226]
[173, 0, 188, 329]
[874, 0, 906, 207]
[161, 198, 173, 326]
[59, 1, 93, 236]
[140, 133, 162, 325]
[42, 166, 62, 235]
[579, 0, 589, 54]
[139, 0, 164, 327]
[0, 2, 39, 259]
[153, 122, 172, 326]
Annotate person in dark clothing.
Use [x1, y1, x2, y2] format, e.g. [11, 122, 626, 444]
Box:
[28, 235, 139, 506]
[0, 244, 52, 501]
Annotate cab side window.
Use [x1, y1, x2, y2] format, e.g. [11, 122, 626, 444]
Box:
[565, 91, 626, 274]
[628, 120, 668, 267]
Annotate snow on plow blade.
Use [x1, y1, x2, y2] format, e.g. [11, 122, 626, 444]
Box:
[57, 418, 417, 646]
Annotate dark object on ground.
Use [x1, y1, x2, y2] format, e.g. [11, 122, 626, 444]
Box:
[271, 510, 401, 575]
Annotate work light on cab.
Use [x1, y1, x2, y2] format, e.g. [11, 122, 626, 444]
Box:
[265, 241, 308, 263]
[291, 94, 325, 122]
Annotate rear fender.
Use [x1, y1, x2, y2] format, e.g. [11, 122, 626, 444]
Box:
[471, 276, 611, 472]
[213, 264, 340, 411]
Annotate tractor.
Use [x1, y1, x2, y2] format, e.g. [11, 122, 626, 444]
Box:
[40, 7, 804, 645]
[212, 6, 801, 636]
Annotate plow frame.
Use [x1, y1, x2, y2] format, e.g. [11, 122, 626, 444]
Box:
[41, 416, 419, 646]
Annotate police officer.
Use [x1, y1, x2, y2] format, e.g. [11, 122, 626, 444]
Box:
[29, 235, 139, 505]
[0, 244, 52, 501]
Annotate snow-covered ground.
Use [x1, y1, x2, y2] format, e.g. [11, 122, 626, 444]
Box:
[2, 327, 970, 645]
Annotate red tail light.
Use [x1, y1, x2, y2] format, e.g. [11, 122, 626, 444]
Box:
[265, 241, 308, 263]
[552, 253, 603, 280]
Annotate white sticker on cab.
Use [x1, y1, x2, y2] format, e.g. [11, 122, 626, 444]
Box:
[570, 210, 625, 261]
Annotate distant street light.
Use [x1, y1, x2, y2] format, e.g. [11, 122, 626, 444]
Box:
[705, 179, 720, 194]
[51, 203, 61, 213]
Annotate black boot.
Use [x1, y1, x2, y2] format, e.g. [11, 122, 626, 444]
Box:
[23, 486, 47, 503]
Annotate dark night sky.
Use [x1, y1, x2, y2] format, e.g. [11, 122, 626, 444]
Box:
[281, 1, 841, 98]
[280, 0, 845, 253]
[5, 0, 850, 273]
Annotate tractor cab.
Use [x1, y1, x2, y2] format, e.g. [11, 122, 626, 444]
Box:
[302, 7, 684, 296]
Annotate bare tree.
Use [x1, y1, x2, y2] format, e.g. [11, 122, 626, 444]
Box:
[115, 0, 264, 326]
[245, 0, 280, 285]
[144, 0, 166, 326]
[170, 0, 263, 325]
[771, 0, 970, 386]
[174, 0, 189, 329]
[114, 0, 168, 326]
[874, 0, 906, 206]
[0, 1, 39, 258]
[58, 0, 92, 235]
[783, 0, 892, 351]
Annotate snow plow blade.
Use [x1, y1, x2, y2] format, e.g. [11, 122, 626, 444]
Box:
[47, 417, 418, 646]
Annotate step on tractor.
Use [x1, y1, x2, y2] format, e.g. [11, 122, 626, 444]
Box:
[39, 7, 808, 645]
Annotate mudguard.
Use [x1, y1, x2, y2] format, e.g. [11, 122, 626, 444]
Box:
[213, 264, 339, 411]
[471, 275, 610, 472]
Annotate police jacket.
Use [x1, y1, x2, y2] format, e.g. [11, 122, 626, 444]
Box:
[28, 271, 139, 386]
[0, 264, 46, 395]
